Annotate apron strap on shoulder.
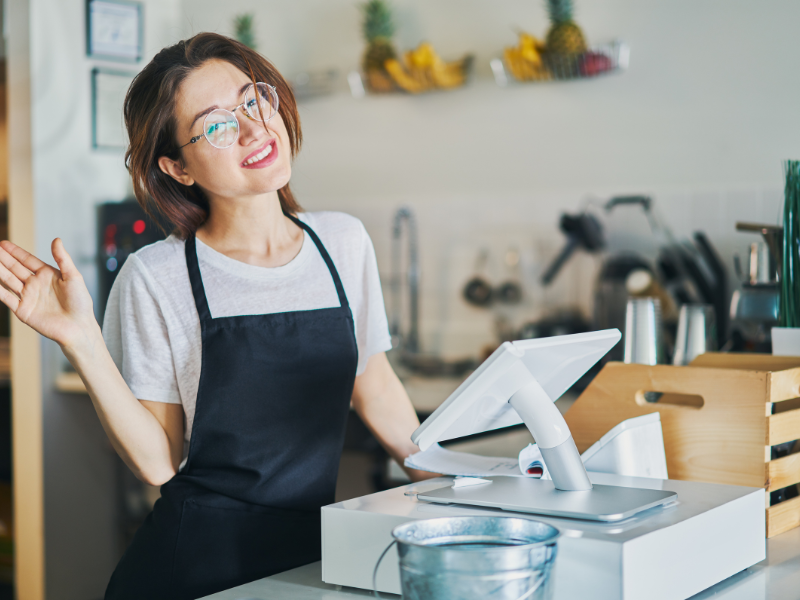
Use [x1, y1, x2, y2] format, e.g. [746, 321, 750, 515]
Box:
[185, 234, 212, 322]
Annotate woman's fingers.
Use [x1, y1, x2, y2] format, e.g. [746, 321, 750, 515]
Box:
[0, 284, 20, 313]
[0, 262, 23, 295]
[51, 238, 80, 280]
[0, 244, 34, 282]
[0, 240, 47, 273]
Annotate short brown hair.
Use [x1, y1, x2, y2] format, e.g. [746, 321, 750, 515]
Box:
[123, 32, 302, 238]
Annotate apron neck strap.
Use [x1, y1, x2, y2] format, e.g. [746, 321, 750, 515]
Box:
[285, 213, 349, 310]
[184, 213, 350, 322]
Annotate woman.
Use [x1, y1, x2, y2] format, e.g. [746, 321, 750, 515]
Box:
[0, 33, 429, 599]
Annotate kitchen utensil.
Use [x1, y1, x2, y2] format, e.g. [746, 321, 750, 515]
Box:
[626, 268, 677, 320]
[692, 232, 728, 345]
[730, 222, 783, 351]
[658, 234, 728, 349]
[495, 282, 522, 304]
[390, 207, 420, 352]
[749, 242, 773, 284]
[623, 298, 662, 365]
[463, 249, 493, 307]
[374, 516, 559, 600]
[565, 352, 800, 537]
[541, 212, 604, 285]
[495, 247, 523, 304]
[730, 285, 780, 324]
[737, 222, 783, 278]
[593, 255, 652, 361]
[672, 304, 716, 365]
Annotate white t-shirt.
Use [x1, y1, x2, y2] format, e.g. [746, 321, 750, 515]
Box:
[102, 211, 392, 461]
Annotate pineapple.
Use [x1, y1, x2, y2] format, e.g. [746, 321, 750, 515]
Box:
[360, 0, 397, 92]
[544, 0, 587, 77]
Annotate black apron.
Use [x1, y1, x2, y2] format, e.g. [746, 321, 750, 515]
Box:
[105, 215, 358, 600]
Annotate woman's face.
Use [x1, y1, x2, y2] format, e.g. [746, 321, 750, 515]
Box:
[163, 59, 292, 202]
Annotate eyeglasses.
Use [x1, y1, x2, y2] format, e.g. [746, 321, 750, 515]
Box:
[178, 83, 279, 150]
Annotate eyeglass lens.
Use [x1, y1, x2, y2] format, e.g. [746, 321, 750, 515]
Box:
[203, 83, 278, 149]
[204, 112, 239, 149]
[244, 83, 278, 122]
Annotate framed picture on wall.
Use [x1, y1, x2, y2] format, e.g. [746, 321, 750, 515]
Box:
[92, 68, 136, 150]
[86, 0, 143, 62]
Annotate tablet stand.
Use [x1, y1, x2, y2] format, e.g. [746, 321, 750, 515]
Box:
[509, 379, 592, 491]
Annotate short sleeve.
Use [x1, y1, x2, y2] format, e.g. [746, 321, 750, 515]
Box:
[102, 255, 182, 403]
[355, 222, 393, 375]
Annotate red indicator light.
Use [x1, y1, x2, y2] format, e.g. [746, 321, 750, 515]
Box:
[105, 224, 117, 237]
[526, 464, 544, 477]
[133, 220, 146, 234]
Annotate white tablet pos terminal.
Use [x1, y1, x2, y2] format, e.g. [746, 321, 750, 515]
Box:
[411, 330, 678, 521]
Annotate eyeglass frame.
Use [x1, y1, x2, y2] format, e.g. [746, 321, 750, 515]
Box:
[176, 82, 279, 151]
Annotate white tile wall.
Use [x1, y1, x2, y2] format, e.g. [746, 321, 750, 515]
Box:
[311, 184, 782, 357]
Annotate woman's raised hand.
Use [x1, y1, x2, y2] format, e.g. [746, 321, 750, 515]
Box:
[0, 238, 99, 350]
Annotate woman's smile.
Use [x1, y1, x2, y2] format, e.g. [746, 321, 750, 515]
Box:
[241, 138, 278, 169]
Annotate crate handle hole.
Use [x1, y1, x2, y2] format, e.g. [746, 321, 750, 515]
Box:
[636, 391, 704, 408]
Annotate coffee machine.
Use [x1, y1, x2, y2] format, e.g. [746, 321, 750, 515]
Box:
[728, 222, 781, 352]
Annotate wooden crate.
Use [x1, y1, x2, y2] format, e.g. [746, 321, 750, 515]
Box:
[564, 353, 800, 538]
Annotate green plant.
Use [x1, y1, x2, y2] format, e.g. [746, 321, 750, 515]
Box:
[780, 160, 800, 327]
[234, 13, 257, 50]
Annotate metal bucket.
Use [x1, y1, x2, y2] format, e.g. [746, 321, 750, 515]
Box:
[374, 516, 559, 600]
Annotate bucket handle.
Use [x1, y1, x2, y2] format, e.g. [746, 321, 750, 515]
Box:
[372, 539, 397, 599]
[371, 538, 546, 600]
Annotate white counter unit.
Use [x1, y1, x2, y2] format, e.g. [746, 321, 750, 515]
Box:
[321, 473, 765, 600]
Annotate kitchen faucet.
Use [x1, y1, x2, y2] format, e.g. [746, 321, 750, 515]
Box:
[391, 207, 420, 354]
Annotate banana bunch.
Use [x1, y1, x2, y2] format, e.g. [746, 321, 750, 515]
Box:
[504, 33, 550, 82]
[384, 43, 472, 93]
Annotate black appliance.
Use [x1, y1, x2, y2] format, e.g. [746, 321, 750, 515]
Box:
[97, 200, 168, 323]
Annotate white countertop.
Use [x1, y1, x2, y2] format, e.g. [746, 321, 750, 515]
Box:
[201, 524, 800, 600]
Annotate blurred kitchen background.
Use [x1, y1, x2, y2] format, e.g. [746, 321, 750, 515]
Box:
[1, 0, 799, 598]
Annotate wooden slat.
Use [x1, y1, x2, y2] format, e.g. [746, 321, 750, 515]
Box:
[690, 354, 800, 401]
[690, 352, 800, 372]
[767, 453, 800, 492]
[770, 369, 800, 403]
[768, 409, 800, 446]
[7, 0, 45, 597]
[767, 495, 800, 538]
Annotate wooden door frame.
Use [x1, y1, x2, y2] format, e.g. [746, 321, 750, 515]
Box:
[7, 0, 45, 598]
